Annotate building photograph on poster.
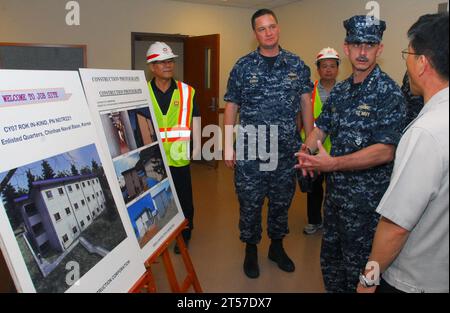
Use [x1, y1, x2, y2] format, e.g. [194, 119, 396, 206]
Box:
[149, 179, 179, 233]
[100, 106, 157, 159]
[127, 178, 179, 248]
[113, 144, 167, 205]
[0, 144, 127, 293]
[127, 193, 158, 248]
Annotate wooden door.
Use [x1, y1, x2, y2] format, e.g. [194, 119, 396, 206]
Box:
[184, 35, 220, 168]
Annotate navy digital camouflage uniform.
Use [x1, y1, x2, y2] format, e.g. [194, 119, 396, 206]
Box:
[224, 48, 313, 244]
[316, 64, 406, 293]
[312, 15, 407, 292]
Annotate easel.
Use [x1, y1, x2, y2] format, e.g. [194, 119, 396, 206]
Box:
[130, 219, 202, 293]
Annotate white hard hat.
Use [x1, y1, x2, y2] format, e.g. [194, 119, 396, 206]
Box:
[146, 42, 178, 63]
[316, 47, 340, 65]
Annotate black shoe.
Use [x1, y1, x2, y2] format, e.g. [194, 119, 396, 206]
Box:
[243, 244, 260, 279]
[174, 238, 189, 255]
[268, 239, 295, 272]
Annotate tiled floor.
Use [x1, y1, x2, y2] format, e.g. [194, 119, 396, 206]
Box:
[151, 162, 325, 293]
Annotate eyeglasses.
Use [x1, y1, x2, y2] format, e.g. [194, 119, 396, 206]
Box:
[401, 49, 421, 60]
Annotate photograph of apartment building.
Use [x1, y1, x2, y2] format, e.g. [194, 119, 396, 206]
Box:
[14, 174, 106, 254]
[127, 193, 158, 247]
[126, 178, 180, 248]
[114, 145, 167, 204]
[149, 179, 179, 234]
[0, 144, 127, 292]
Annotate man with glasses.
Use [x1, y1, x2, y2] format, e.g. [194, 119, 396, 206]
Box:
[358, 13, 449, 294]
[296, 15, 406, 292]
[147, 41, 200, 254]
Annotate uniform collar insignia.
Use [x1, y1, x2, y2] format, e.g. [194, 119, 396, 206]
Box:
[357, 103, 371, 111]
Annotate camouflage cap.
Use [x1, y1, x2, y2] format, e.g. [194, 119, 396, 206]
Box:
[344, 15, 386, 43]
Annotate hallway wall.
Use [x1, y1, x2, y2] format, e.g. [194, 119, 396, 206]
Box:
[277, 0, 444, 83]
[0, 0, 255, 109]
[1, 0, 444, 108]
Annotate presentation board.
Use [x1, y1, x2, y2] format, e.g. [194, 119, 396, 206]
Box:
[0, 70, 146, 292]
[79, 69, 185, 260]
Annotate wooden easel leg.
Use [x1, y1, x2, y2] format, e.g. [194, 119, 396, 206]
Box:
[131, 220, 202, 293]
[145, 267, 157, 293]
[129, 268, 157, 293]
[176, 234, 203, 293]
[161, 248, 181, 292]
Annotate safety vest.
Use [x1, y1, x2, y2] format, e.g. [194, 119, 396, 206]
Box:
[149, 81, 195, 167]
[301, 80, 332, 154]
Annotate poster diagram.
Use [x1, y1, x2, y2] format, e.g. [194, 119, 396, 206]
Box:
[0, 70, 146, 293]
[79, 69, 185, 259]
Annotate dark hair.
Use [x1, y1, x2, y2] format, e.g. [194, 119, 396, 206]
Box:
[317, 59, 340, 69]
[408, 13, 449, 80]
[251, 9, 278, 30]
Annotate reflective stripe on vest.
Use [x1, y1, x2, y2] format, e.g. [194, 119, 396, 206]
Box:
[159, 128, 191, 141]
[177, 81, 192, 130]
[149, 80, 195, 167]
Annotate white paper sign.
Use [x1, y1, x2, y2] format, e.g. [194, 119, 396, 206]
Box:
[0, 70, 146, 293]
[79, 69, 185, 260]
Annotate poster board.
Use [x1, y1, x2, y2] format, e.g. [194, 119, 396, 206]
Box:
[0, 70, 146, 292]
[79, 69, 185, 261]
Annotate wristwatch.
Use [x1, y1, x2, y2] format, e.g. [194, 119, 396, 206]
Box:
[359, 273, 377, 288]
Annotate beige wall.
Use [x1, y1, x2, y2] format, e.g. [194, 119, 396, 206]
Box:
[0, 0, 255, 109]
[276, 0, 444, 83]
[0, 0, 444, 103]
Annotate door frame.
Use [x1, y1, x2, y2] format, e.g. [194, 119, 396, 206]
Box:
[131, 32, 220, 168]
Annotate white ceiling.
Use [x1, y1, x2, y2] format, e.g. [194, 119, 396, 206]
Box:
[168, 0, 302, 9]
